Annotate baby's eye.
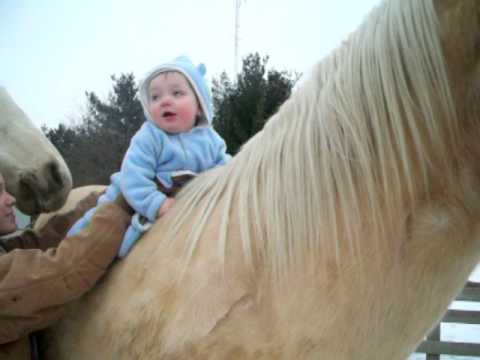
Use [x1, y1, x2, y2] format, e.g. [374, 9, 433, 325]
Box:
[150, 94, 159, 101]
[173, 90, 184, 97]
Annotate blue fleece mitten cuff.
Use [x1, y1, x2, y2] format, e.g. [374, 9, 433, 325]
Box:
[118, 213, 152, 258]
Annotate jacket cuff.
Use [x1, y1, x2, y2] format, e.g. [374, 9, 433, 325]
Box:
[145, 193, 166, 222]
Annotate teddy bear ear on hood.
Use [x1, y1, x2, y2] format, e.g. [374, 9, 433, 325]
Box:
[197, 63, 206, 76]
[138, 55, 213, 127]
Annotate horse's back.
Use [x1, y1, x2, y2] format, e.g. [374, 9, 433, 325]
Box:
[34, 185, 106, 230]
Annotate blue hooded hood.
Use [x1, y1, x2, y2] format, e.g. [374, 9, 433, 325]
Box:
[138, 56, 213, 126]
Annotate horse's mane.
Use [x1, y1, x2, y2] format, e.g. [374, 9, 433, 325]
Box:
[164, 0, 458, 282]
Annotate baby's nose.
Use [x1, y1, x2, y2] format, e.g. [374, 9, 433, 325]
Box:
[161, 96, 173, 106]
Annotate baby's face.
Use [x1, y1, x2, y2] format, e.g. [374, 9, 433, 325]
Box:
[148, 72, 200, 133]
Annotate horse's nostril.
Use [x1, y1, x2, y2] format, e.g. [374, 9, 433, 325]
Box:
[47, 161, 64, 189]
[19, 174, 37, 209]
[20, 172, 36, 190]
[19, 177, 30, 192]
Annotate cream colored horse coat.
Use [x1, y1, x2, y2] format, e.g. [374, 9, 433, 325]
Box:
[38, 0, 480, 359]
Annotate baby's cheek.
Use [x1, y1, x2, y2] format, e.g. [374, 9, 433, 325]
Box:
[178, 108, 197, 122]
[149, 109, 163, 123]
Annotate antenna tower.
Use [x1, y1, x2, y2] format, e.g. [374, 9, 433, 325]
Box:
[234, 0, 245, 75]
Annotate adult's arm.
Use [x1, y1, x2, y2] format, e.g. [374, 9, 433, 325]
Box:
[0, 191, 101, 252]
[0, 200, 131, 344]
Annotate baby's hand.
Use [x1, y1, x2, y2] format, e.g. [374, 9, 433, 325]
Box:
[158, 197, 175, 217]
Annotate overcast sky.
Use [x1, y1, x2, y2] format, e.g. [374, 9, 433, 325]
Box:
[0, 0, 383, 129]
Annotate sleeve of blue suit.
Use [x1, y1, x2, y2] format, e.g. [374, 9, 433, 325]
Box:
[120, 125, 167, 223]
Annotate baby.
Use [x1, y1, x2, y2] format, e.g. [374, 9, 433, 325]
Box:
[68, 56, 231, 257]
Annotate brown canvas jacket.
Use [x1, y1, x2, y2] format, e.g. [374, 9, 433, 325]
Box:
[0, 201, 131, 345]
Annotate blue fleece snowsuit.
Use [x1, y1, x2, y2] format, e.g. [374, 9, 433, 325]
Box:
[69, 55, 231, 257]
[67, 121, 231, 257]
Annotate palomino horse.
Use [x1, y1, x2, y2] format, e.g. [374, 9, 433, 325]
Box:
[38, 0, 480, 359]
[0, 87, 72, 214]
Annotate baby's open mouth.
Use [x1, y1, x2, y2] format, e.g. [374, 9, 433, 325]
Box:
[162, 111, 176, 118]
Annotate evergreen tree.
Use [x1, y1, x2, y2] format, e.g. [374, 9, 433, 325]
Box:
[83, 73, 144, 180]
[212, 53, 298, 154]
[44, 73, 143, 186]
